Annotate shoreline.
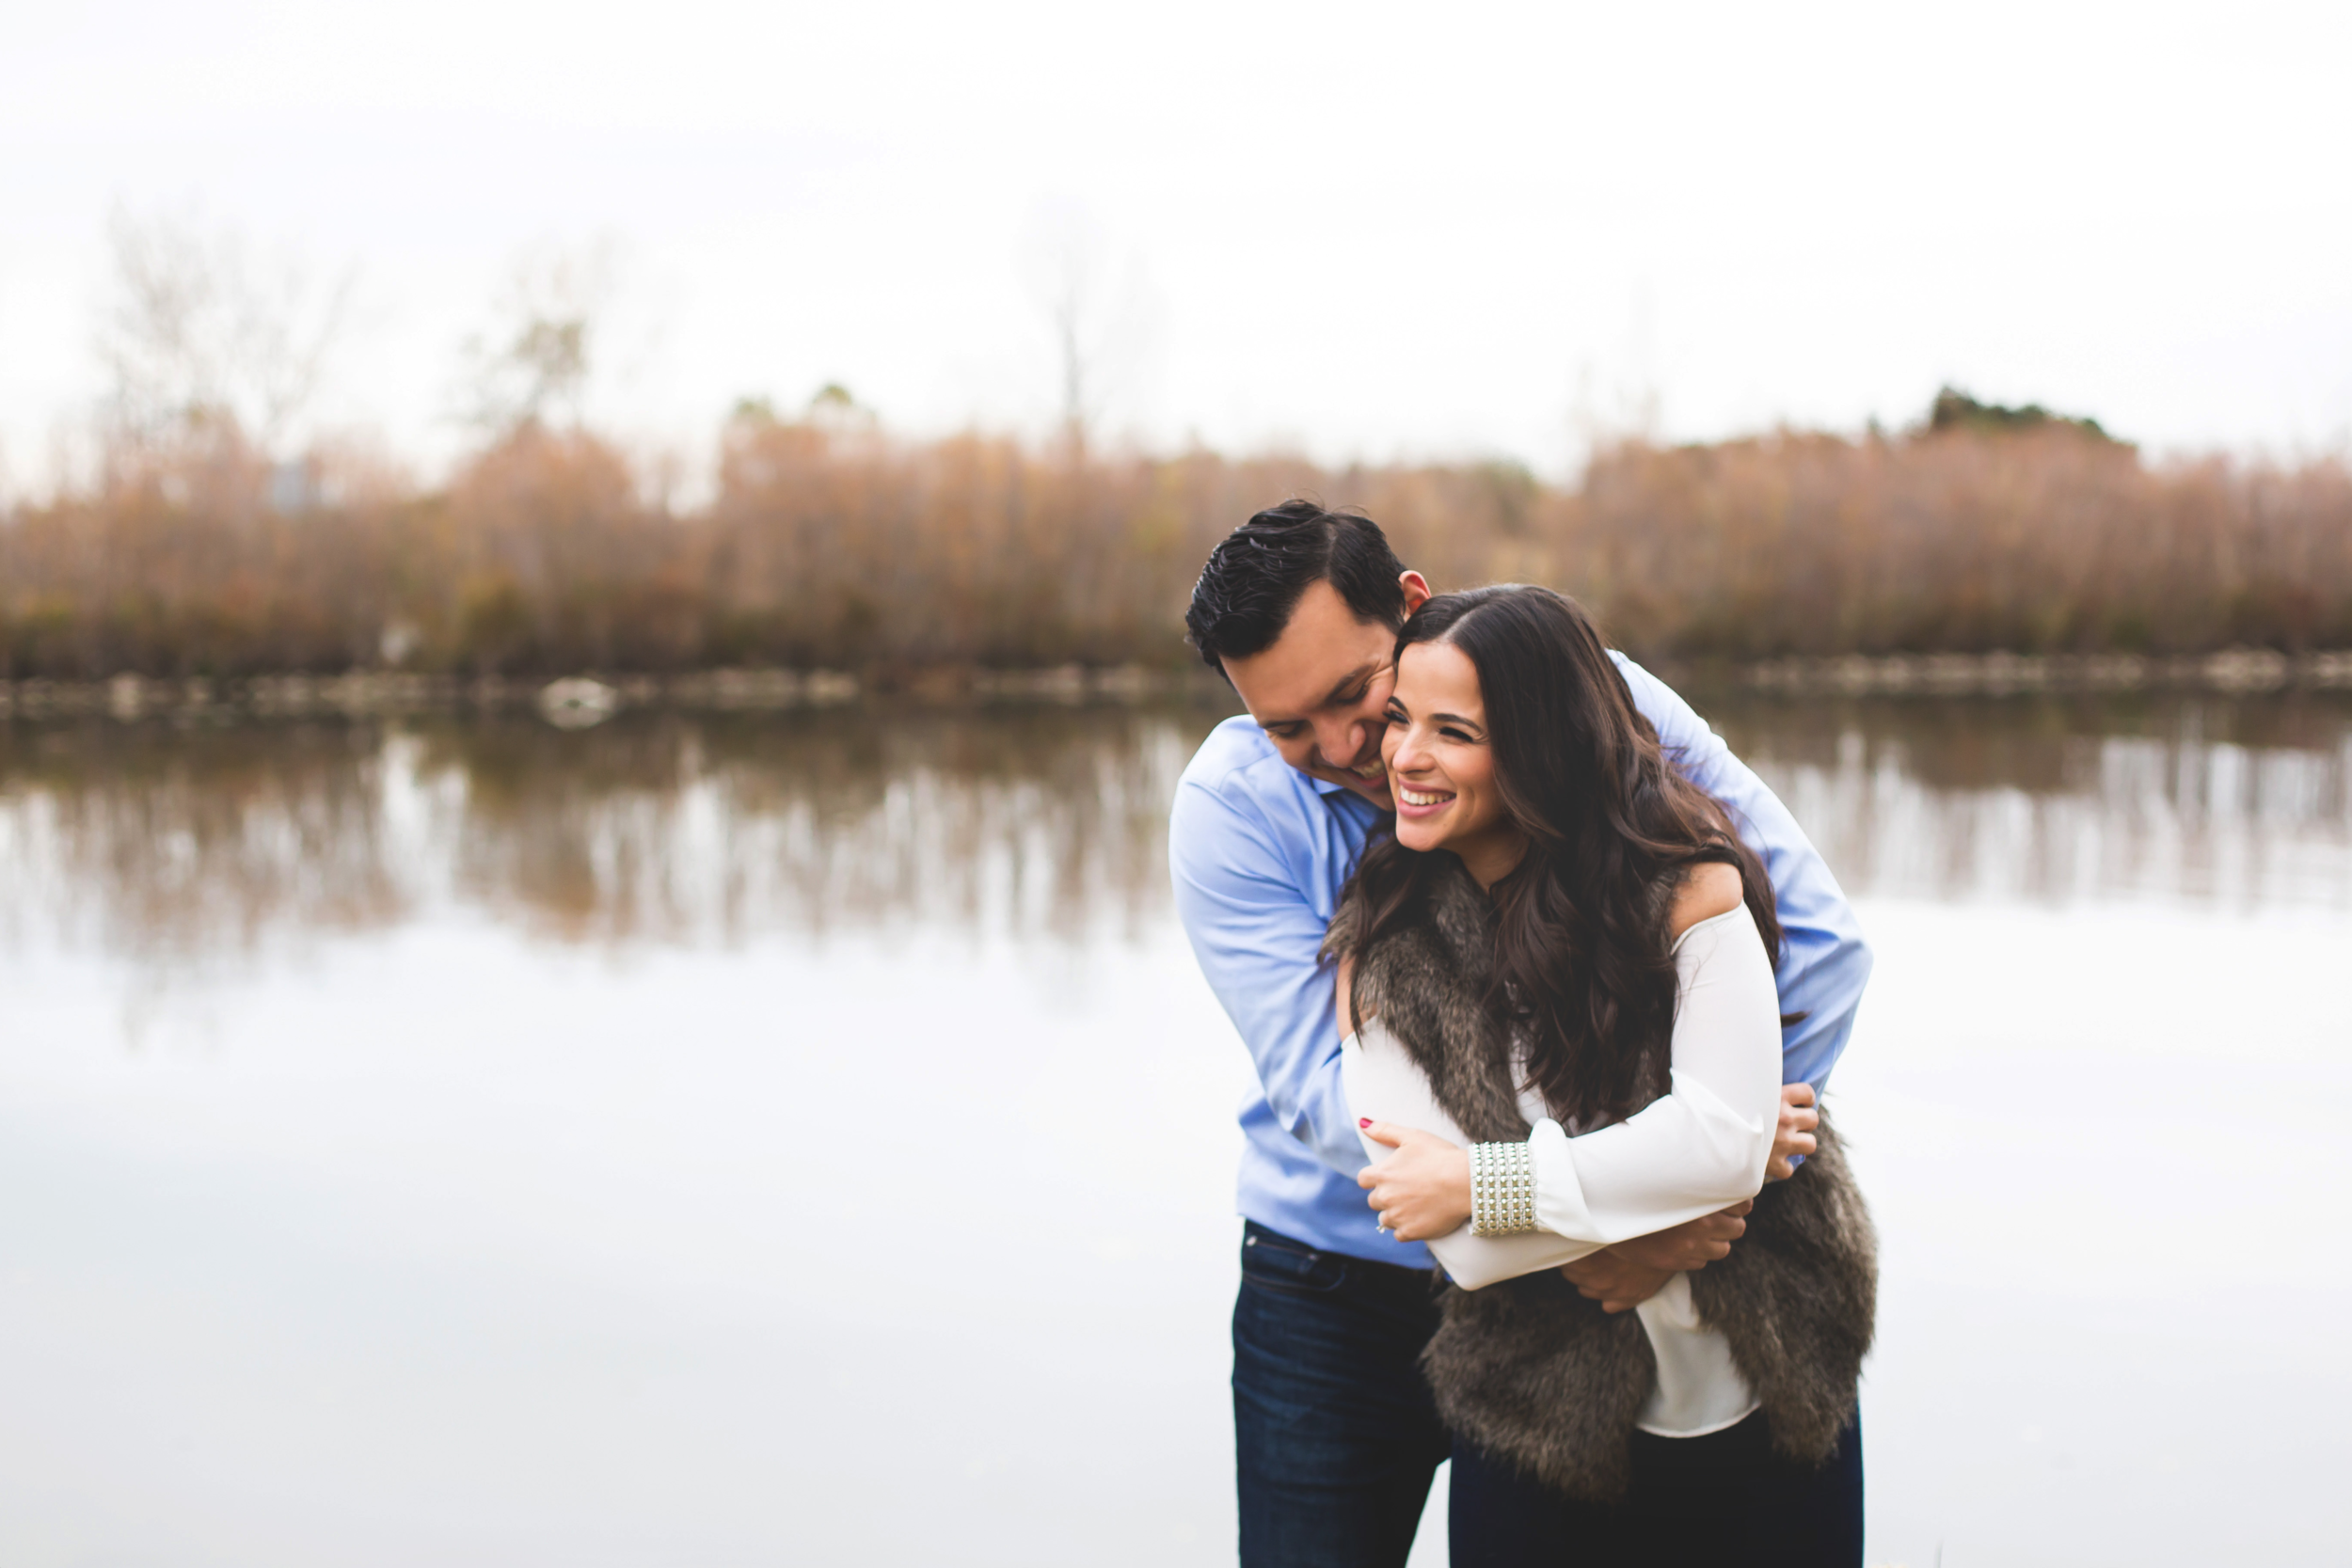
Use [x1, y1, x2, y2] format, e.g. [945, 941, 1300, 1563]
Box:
[0, 664, 1237, 725]
[3, 648, 2350, 726]
[1728, 647, 2352, 697]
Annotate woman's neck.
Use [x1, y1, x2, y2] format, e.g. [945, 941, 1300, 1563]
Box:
[1454, 828, 1531, 892]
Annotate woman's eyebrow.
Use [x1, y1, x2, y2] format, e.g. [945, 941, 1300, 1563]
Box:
[1428, 710, 1486, 733]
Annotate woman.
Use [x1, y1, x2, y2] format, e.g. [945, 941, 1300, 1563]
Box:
[1324, 585, 1875, 1565]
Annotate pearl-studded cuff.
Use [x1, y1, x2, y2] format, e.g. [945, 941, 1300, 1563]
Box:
[1469, 1138, 1537, 1236]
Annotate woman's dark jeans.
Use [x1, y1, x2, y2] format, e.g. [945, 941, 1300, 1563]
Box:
[1450, 1408, 1865, 1567]
[1232, 1220, 1450, 1568]
[1233, 1218, 1865, 1568]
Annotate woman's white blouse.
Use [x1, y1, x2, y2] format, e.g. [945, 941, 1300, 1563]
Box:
[1342, 900, 1784, 1437]
[1533, 901, 1783, 1434]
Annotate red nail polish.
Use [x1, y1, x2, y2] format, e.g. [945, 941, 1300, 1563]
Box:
[1359, 1117, 1372, 1128]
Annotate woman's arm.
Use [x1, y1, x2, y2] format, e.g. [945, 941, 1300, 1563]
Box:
[1523, 863, 1784, 1246]
[1355, 864, 1790, 1251]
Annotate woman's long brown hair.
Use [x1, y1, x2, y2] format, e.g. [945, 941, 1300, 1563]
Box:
[1337, 584, 1785, 1128]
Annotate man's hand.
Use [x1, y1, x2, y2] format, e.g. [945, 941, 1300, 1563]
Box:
[1355, 1121, 1472, 1243]
[1560, 1251, 1677, 1314]
[1613, 1200, 1751, 1273]
[1561, 1200, 1755, 1312]
[1769, 1082, 1820, 1180]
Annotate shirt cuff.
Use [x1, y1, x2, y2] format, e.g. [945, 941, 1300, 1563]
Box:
[1526, 1117, 1597, 1242]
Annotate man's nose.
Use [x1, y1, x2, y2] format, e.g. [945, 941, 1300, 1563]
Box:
[1314, 715, 1367, 768]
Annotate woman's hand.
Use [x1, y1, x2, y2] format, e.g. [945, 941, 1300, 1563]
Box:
[1356, 1120, 1473, 1242]
[1768, 1083, 1820, 1180]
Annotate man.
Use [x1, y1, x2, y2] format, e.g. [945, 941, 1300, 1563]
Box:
[1169, 500, 1871, 1567]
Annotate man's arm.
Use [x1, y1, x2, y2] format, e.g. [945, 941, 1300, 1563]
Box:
[1613, 655, 1873, 1087]
[1168, 775, 1362, 1176]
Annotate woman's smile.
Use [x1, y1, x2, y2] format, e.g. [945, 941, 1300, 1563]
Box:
[1393, 783, 1455, 816]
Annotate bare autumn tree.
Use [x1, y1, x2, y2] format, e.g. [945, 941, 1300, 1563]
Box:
[454, 240, 619, 434]
[1020, 206, 1156, 456]
[95, 206, 354, 463]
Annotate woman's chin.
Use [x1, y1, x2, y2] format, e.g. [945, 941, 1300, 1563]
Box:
[1395, 820, 1449, 854]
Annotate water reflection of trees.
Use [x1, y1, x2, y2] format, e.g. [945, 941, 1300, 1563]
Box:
[3, 694, 2348, 970]
[0, 707, 1223, 964]
[1707, 691, 2352, 909]
[0, 721, 408, 962]
[410, 707, 1211, 946]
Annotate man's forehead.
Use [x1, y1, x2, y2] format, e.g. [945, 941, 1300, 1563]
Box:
[1235, 653, 1387, 724]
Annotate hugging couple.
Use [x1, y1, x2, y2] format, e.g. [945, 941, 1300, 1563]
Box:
[1171, 500, 1877, 1566]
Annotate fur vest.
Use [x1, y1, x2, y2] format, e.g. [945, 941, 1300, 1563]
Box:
[1343, 854, 1876, 1500]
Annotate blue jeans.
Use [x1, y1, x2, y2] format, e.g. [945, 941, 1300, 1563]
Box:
[1232, 1219, 1866, 1567]
[1232, 1220, 1451, 1568]
[1450, 1410, 1865, 1567]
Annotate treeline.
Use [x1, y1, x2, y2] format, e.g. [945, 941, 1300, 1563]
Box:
[4, 407, 2348, 680]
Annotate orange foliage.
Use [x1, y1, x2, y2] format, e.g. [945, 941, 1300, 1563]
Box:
[3, 414, 2345, 680]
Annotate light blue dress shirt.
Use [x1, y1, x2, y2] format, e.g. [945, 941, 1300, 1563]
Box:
[1168, 654, 1872, 1268]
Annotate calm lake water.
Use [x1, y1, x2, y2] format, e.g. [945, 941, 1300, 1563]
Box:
[3, 690, 2348, 1566]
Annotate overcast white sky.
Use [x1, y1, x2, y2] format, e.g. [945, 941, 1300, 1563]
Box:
[4, 0, 2348, 491]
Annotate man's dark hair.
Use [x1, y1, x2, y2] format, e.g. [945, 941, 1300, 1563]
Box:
[1184, 499, 1409, 673]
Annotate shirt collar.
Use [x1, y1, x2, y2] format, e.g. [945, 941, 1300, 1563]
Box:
[1318, 781, 1390, 833]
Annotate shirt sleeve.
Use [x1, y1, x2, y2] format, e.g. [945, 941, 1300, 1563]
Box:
[1526, 905, 1784, 1244]
[1168, 774, 1364, 1177]
[1613, 655, 1873, 1089]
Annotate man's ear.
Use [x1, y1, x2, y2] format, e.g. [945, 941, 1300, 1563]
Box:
[1398, 571, 1433, 613]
